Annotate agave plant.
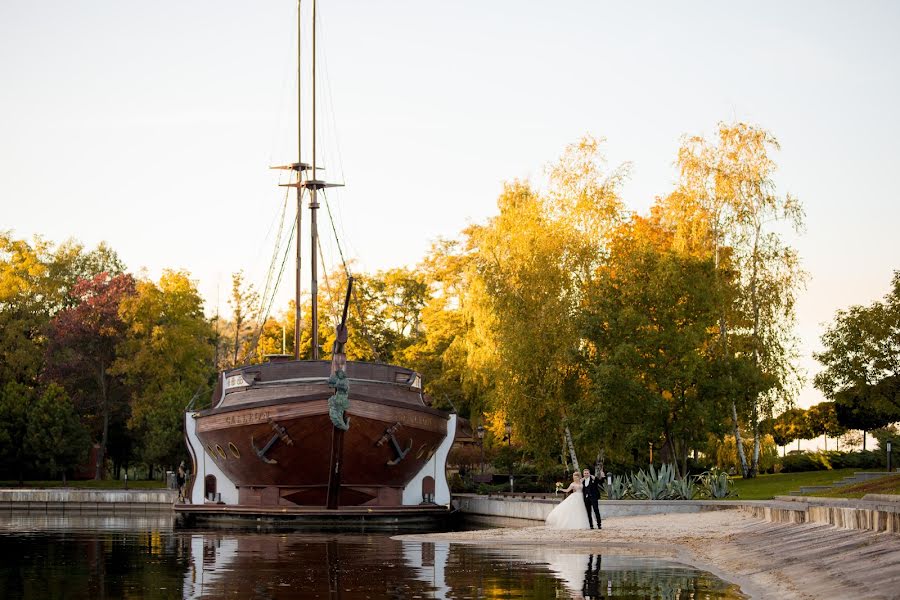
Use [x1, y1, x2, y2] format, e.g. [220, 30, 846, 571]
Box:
[670, 475, 699, 500]
[699, 467, 736, 499]
[629, 463, 677, 500]
[603, 474, 630, 500]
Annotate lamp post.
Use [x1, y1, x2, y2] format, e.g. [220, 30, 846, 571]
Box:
[504, 421, 513, 493]
[476, 424, 485, 474]
[888, 441, 893, 473]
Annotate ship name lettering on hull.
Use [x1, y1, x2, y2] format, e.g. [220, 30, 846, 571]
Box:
[224, 411, 271, 426]
[400, 415, 432, 427]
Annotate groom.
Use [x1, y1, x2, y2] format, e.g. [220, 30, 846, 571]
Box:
[581, 467, 603, 530]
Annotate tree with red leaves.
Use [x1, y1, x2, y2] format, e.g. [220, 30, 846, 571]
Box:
[44, 272, 136, 479]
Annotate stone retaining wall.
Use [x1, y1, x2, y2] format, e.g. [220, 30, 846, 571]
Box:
[453, 494, 743, 524]
[454, 493, 900, 535]
[0, 488, 177, 512]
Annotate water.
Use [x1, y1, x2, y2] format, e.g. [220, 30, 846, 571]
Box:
[0, 513, 746, 599]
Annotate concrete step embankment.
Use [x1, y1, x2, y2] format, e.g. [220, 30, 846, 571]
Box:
[743, 495, 900, 534]
[0, 488, 177, 513]
[723, 518, 900, 600]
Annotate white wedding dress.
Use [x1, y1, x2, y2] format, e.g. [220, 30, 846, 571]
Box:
[545, 484, 590, 529]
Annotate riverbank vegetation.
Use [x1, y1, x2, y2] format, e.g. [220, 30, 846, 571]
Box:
[2, 121, 897, 483]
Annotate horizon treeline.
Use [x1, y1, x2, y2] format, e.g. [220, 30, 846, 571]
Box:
[2, 121, 897, 482]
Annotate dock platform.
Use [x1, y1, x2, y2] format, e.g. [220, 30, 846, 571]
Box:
[174, 503, 455, 531]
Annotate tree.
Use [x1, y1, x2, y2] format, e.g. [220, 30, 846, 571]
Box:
[674, 122, 805, 477]
[462, 180, 579, 460]
[0, 234, 55, 388]
[456, 136, 626, 472]
[226, 271, 259, 367]
[25, 384, 90, 482]
[580, 215, 724, 477]
[0, 382, 33, 482]
[400, 239, 475, 414]
[815, 272, 900, 433]
[768, 407, 807, 455]
[114, 271, 215, 470]
[320, 267, 427, 364]
[833, 387, 891, 451]
[255, 314, 291, 358]
[805, 402, 845, 452]
[44, 272, 136, 479]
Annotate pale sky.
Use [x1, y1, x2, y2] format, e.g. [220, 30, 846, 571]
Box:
[2, 1, 899, 415]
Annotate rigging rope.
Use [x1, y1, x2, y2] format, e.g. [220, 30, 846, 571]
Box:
[249, 176, 300, 359]
[257, 182, 292, 322]
[322, 189, 381, 361]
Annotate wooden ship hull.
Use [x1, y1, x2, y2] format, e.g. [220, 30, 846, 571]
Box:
[184, 360, 456, 512]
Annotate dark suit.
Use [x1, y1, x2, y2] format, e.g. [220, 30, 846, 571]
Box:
[581, 474, 602, 529]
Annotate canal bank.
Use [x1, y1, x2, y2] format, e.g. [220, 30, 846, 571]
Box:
[453, 492, 900, 534]
[0, 488, 177, 513]
[408, 494, 900, 600]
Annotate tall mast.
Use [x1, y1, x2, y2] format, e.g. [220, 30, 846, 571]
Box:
[309, 0, 319, 360]
[278, 0, 340, 360]
[293, 0, 303, 360]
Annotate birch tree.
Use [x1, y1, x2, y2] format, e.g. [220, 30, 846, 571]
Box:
[675, 122, 805, 477]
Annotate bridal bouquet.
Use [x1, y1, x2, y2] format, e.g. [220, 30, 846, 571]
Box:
[554, 481, 564, 493]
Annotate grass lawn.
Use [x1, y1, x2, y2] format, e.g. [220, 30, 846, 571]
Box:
[731, 468, 858, 500]
[0, 479, 166, 489]
[810, 473, 900, 499]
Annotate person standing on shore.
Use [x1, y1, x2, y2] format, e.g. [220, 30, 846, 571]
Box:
[546, 472, 590, 529]
[176, 462, 187, 503]
[581, 467, 602, 530]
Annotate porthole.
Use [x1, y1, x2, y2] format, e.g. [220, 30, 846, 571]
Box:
[415, 443, 427, 459]
[228, 442, 241, 459]
[215, 444, 227, 459]
[206, 444, 216, 458]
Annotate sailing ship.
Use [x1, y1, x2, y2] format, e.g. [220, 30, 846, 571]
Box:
[181, 1, 455, 516]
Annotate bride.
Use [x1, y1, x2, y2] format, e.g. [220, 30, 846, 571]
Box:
[546, 472, 590, 529]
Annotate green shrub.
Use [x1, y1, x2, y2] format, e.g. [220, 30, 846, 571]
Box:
[779, 451, 832, 472]
[826, 450, 883, 470]
[448, 473, 471, 493]
[476, 483, 510, 495]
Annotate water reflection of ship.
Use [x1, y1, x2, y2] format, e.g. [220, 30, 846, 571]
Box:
[182, 533, 438, 599]
[402, 541, 451, 599]
[179, 533, 746, 599]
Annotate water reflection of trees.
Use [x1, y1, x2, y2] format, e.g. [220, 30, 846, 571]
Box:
[439, 547, 746, 600]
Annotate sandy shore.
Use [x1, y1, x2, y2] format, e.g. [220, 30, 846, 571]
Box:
[398, 510, 900, 599]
